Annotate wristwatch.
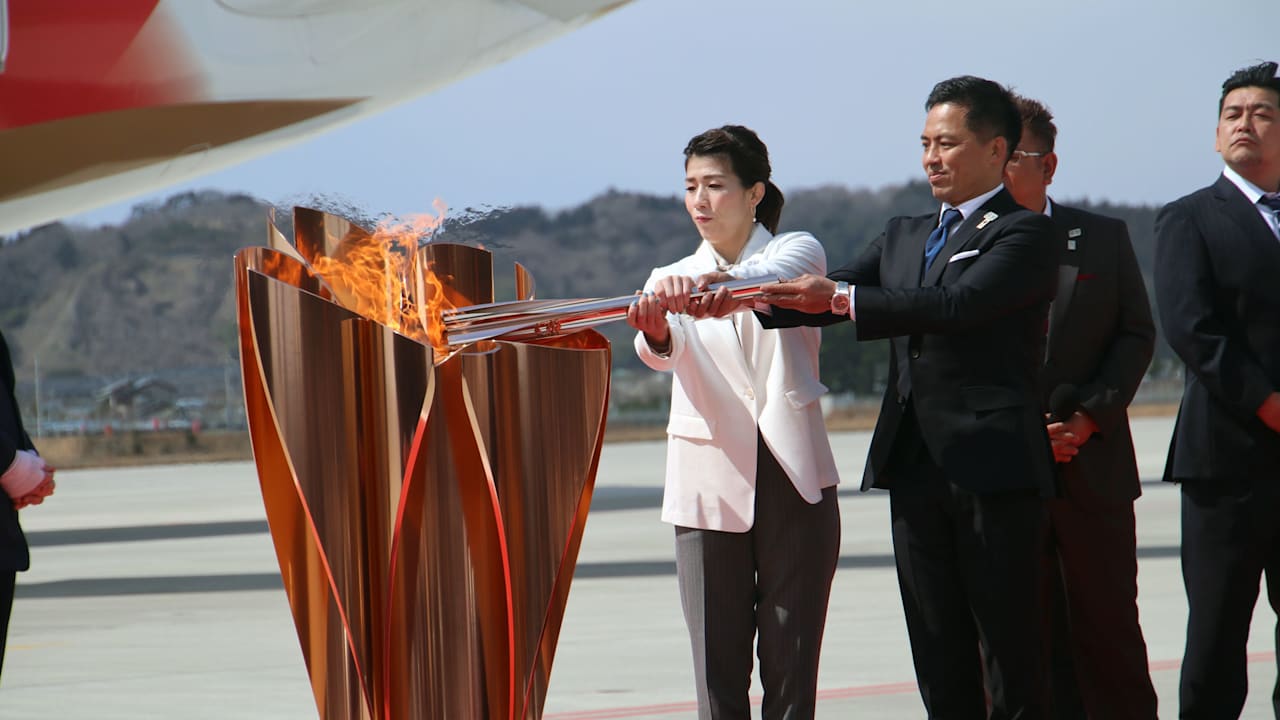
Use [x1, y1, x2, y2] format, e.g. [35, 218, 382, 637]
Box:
[830, 281, 851, 316]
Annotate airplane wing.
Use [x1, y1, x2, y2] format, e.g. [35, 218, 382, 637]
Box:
[0, 0, 629, 235]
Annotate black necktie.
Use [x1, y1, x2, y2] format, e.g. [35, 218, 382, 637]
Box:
[1259, 193, 1280, 212]
[924, 208, 963, 273]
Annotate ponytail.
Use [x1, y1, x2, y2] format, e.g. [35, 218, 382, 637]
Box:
[756, 180, 785, 234]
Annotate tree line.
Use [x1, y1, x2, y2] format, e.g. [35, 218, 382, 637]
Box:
[0, 184, 1166, 396]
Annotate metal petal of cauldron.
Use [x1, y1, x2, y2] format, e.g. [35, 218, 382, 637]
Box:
[234, 207, 611, 720]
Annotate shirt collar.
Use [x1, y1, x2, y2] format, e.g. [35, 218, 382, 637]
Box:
[1043, 196, 1054, 218]
[942, 183, 1005, 221]
[702, 223, 773, 270]
[1223, 165, 1266, 204]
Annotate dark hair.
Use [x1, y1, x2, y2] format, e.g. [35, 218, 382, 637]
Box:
[1012, 95, 1057, 151]
[926, 76, 1022, 159]
[683, 125, 784, 234]
[1219, 61, 1280, 114]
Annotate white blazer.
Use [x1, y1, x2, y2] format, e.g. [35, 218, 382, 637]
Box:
[635, 224, 840, 532]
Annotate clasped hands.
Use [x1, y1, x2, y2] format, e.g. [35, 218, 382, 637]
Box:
[1044, 412, 1098, 464]
[16, 473, 55, 509]
[2, 449, 57, 510]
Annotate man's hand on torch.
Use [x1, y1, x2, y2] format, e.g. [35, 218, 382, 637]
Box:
[759, 274, 837, 314]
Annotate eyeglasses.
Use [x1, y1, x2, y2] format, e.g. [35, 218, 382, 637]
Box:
[1009, 149, 1050, 164]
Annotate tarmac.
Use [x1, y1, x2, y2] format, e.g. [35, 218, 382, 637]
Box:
[4, 416, 1278, 718]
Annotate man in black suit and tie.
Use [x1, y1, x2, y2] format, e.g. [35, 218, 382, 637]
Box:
[757, 76, 1058, 719]
[1004, 95, 1158, 719]
[1154, 61, 1280, 718]
[0, 329, 56, 681]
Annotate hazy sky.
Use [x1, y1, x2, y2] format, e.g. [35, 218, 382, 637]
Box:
[73, 0, 1276, 226]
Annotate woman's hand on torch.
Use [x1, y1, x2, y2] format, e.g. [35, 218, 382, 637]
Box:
[689, 272, 742, 318]
[759, 274, 837, 314]
[627, 291, 671, 353]
[651, 275, 697, 314]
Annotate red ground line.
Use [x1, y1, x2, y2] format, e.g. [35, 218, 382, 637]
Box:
[542, 681, 921, 719]
[1149, 650, 1275, 673]
[544, 651, 1277, 720]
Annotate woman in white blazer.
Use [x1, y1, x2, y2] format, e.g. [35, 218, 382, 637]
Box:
[626, 125, 840, 720]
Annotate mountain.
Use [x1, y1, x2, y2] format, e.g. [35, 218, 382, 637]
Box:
[0, 185, 1167, 414]
[1, 192, 261, 379]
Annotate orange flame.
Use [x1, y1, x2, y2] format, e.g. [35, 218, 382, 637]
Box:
[307, 200, 455, 352]
[413, 256, 453, 351]
[261, 249, 309, 290]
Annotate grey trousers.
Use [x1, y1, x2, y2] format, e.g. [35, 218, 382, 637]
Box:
[674, 434, 840, 720]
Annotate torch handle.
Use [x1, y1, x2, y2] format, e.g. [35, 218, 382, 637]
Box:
[443, 276, 778, 346]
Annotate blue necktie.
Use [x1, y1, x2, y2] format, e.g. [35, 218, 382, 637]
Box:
[924, 208, 963, 273]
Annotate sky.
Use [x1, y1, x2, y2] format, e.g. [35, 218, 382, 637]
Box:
[71, 0, 1277, 227]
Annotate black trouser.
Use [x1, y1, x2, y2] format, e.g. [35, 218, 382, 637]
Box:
[1179, 478, 1280, 719]
[674, 434, 841, 720]
[0, 569, 14, 682]
[887, 410, 1048, 720]
[1042, 496, 1157, 719]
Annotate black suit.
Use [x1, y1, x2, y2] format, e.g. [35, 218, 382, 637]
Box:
[1154, 174, 1280, 717]
[1039, 202, 1157, 719]
[0, 330, 33, 681]
[766, 188, 1058, 719]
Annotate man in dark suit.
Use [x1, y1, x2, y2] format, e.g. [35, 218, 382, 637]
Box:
[1004, 95, 1158, 719]
[1154, 61, 1280, 718]
[756, 76, 1058, 719]
[0, 329, 56, 681]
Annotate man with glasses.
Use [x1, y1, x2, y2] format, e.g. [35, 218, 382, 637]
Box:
[1155, 61, 1280, 717]
[1004, 95, 1158, 719]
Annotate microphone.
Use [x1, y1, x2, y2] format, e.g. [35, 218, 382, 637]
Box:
[1048, 383, 1080, 423]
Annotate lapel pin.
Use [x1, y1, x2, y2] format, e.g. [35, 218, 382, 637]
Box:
[1067, 239, 1077, 251]
[1068, 228, 1082, 238]
[975, 211, 998, 230]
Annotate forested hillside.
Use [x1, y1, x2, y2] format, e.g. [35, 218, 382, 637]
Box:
[0, 184, 1168, 402]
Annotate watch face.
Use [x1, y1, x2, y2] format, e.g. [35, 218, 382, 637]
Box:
[831, 293, 850, 315]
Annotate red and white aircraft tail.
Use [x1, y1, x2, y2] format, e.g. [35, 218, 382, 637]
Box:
[0, 0, 629, 235]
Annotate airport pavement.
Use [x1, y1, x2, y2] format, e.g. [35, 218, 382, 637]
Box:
[3, 416, 1277, 718]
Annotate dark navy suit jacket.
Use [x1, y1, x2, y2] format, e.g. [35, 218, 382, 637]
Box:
[0, 331, 32, 572]
[1155, 174, 1280, 485]
[1043, 202, 1155, 503]
[764, 188, 1059, 496]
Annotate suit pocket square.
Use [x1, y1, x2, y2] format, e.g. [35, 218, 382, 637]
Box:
[948, 249, 980, 263]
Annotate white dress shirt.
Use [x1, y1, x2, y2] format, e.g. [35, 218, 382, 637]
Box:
[838, 184, 1006, 320]
[1223, 165, 1280, 241]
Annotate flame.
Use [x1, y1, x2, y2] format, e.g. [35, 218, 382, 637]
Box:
[306, 201, 455, 353]
[261, 249, 309, 290]
[414, 256, 451, 351]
